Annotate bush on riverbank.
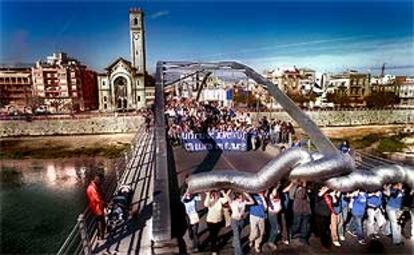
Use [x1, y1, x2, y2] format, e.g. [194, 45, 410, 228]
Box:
[351, 134, 380, 149]
[377, 136, 406, 153]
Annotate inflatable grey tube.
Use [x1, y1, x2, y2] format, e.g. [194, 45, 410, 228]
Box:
[187, 147, 414, 193]
[187, 147, 312, 193]
[187, 147, 354, 193]
[289, 153, 355, 181]
[325, 164, 414, 192]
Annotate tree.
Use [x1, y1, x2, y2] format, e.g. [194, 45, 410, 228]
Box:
[326, 91, 351, 107]
[287, 91, 317, 107]
[0, 85, 10, 108]
[365, 91, 400, 108]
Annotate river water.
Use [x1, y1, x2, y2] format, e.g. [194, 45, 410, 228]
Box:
[0, 157, 115, 254]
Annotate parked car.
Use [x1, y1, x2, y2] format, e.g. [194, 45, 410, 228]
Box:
[34, 106, 50, 115]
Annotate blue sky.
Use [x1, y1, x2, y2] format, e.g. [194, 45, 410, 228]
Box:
[1, 0, 413, 74]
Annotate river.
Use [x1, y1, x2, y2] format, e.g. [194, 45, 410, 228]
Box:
[0, 157, 116, 254]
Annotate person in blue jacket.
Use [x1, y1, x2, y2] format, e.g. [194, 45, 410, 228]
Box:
[348, 190, 367, 244]
[338, 140, 351, 154]
[384, 183, 405, 245]
[366, 190, 386, 239]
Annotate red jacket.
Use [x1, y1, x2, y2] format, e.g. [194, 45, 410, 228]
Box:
[86, 181, 104, 216]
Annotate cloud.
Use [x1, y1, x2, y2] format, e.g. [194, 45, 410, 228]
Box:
[150, 10, 170, 19]
[203, 36, 414, 75]
[199, 34, 374, 59]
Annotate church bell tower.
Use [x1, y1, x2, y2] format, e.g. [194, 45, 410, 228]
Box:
[129, 8, 146, 108]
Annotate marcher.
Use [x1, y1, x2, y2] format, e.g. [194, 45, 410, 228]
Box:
[330, 190, 345, 246]
[366, 190, 386, 239]
[227, 191, 254, 255]
[280, 180, 293, 245]
[86, 174, 106, 240]
[204, 190, 227, 255]
[182, 191, 201, 252]
[286, 180, 312, 245]
[266, 186, 282, 251]
[314, 186, 333, 249]
[249, 191, 268, 253]
[348, 190, 367, 244]
[384, 183, 404, 245]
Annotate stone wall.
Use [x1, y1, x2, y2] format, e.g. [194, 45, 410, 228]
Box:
[0, 116, 143, 137]
[1, 109, 413, 137]
[251, 109, 414, 127]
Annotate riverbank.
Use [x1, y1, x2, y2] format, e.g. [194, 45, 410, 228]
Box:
[0, 134, 135, 159]
[294, 124, 413, 159]
[1, 124, 412, 160]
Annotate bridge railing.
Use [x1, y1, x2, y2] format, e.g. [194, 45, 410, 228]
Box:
[152, 61, 177, 252]
[56, 128, 142, 255]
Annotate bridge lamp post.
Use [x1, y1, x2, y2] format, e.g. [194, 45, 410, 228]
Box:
[234, 87, 238, 108]
[256, 93, 260, 120]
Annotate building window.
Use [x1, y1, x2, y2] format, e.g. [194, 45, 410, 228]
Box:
[134, 17, 138, 25]
[138, 96, 141, 102]
[102, 81, 106, 86]
[104, 103, 107, 110]
[103, 96, 107, 102]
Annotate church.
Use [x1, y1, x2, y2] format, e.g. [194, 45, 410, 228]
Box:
[97, 8, 154, 112]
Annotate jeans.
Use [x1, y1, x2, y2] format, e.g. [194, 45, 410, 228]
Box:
[385, 206, 402, 244]
[268, 213, 279, 243]
[341, 205, 349, 231]
[188, 223, 199, 249]
[349, 215, 364, 240]
[291, 214, 311, 242]
[274, 131, 280, 144]
[337, 211, 345, 238]
[366, 207, 386, 237]
[279, 211, 291, 243]
[231, 219, 244, 255]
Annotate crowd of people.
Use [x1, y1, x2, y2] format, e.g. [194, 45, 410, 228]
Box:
[165, 97, 296, 150]
[181, 178, 414, 255]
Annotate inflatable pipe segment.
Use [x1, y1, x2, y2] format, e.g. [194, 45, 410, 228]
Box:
[187, 147, 354, 193]
[325, 164, 414, 192]
[187, 147, 414, 193]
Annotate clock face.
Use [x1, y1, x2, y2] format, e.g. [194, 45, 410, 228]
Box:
[133, 33, 139, 40]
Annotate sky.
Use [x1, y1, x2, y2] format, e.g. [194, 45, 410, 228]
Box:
[1, 0, 413, 75]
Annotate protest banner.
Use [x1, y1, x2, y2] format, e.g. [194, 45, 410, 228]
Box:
[181, 131, 248, 152]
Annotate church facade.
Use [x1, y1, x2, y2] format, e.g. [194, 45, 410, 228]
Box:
[98, 8, 154, 112]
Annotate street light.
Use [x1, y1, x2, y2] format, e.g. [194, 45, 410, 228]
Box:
[255, 93, 260, 120]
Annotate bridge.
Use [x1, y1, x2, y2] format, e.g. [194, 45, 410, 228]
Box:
[57, 61, 413, 254]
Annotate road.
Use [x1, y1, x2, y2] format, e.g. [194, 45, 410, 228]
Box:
[172, 146, 414, 254]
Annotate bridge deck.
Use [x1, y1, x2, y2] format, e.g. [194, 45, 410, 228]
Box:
[92, 129, 154, 255]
